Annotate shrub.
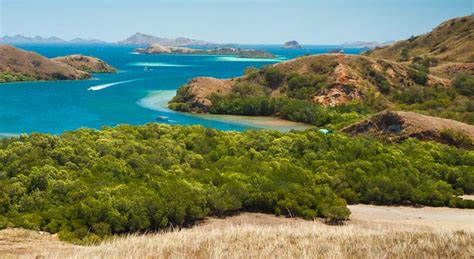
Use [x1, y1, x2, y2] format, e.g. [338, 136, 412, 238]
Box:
[263, 67, 285, 89]
[453, 73, 474, 96]
[310, 59, 338, 74]
[440, 129, 473, 149]
[408, 68, 428, 85]
[231, 82, 267, 97]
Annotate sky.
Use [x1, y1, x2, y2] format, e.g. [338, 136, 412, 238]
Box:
[0, 0, 472, 44]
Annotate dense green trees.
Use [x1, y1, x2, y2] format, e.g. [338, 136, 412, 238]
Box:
[0, 72, 36, 83]
[209, 95, 362, 128]
[0, 124, 473, 243]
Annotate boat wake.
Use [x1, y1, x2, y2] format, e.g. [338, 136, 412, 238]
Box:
[87, 79, 142, 91]
[213, 56, 286, 62]
[129, 62, 190, 67]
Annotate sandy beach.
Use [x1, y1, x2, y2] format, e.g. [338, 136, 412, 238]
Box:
[138, 90, 313, 132]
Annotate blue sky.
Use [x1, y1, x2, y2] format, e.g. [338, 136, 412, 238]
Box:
[0, 0, 472, 44]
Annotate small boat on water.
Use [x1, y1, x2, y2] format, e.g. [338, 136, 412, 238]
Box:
[144, 66, 152, 71]
[155, 115, 169, 122]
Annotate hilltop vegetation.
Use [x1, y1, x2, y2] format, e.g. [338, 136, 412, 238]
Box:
[170, 54, 474, 126]
[52, 55, 117, 73]
[0, 124, 473, 243]
[366, 15, 474, 79]
[169, 15, 474, 129]
[365, 15, 474, 63]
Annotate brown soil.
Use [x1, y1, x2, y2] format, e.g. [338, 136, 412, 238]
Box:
[348, 204, 474, 231]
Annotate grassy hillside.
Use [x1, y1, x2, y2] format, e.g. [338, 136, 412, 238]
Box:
[0, 45, 90, 83]
[170, 54, 474, 126]
[365, 15, 474, 63]
[0, 124, 473, 243]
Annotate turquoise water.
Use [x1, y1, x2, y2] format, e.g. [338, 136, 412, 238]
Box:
[0, 44, 363, 135]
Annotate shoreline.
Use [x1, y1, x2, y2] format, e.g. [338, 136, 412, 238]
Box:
[138, 90, 313, 132]
[0, 132, 20, 139]
[190, 113, 312, 131]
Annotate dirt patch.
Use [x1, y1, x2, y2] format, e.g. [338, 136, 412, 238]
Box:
[349, 205, 474, 231]
[312, 84, 363, 106]
[0, 228, 74, 258]
[462, 195, 474, 201]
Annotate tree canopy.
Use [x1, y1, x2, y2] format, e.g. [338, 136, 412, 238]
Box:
[0, 124, 473, 243]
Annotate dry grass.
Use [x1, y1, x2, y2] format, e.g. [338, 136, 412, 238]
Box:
[1, 206, 473, 258]
[43, 220, 473, 259]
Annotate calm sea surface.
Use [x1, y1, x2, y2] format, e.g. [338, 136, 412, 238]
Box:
[0, 44, 363, 135]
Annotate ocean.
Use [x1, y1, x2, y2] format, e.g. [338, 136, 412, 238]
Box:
[0, 44, 364, 136]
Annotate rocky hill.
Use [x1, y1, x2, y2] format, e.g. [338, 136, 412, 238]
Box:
[52, 54, 117, 73]
[365, 15, 474, 64]
[343, 111, 474, 148]
[0, 45, 90, 83]
[282, 41, 302, 49]
[169, 54, 449, 112]
[118, 32, 214, 46]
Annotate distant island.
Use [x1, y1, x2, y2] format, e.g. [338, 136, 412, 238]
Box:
[0, 45, 115, 83]
[282, 40, 302, 49]
[118, 32, 216, 47]
[135, 44, 276, 59]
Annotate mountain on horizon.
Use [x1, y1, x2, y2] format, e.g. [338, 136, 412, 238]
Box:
[69, 38, 108, 44]
[117, 32, 215, 46]
[0, 35, 108, 44]
[342, 41, 394, 49]
[0, 35, 66, 44]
